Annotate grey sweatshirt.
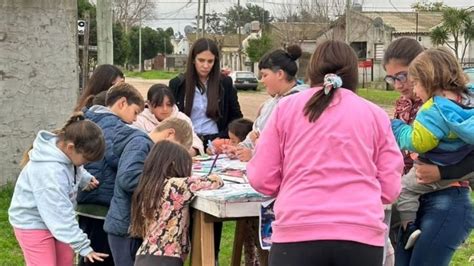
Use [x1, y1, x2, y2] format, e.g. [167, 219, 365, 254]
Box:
[9, 130, 94, 256]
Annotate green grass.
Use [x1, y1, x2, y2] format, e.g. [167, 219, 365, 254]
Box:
[358, 88, 400, 106]
[1, 184, 472, 265]
[124, 70, 180, 80]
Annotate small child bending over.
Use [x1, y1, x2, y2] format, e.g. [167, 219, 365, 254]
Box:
[207, 118, 253, 154]
[9, 112, 109, 265]
[391, 47, 474, 250]
[130, 140, 223, 266]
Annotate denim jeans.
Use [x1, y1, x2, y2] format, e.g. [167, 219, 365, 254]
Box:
[395, 187, 473, 266]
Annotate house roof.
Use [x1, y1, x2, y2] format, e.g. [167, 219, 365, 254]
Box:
[270, 22, 330, 40]
[186, 33, 249, 48]
[358, 11, 443, 34]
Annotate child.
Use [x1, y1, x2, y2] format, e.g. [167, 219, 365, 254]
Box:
[207, 118, 253, 154]
[391, 47, 474, 250]
[130, 140, 223, 266]
[134, 83, 204, 155]
[9, 112, 109, 265]
[76, 82, 145, 266]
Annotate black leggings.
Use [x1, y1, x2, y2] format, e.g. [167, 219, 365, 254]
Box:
[269, 240, 383, 266]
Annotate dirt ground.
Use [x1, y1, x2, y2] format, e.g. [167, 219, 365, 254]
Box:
[127, 77, 392, 119]
[127, 77, 271, 120]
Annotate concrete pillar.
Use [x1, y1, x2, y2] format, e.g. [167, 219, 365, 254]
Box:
[0, 0, 79, 185]
[96, 0, 113, 64]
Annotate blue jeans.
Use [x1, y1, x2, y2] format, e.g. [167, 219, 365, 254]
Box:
[395, 187, 473, 266]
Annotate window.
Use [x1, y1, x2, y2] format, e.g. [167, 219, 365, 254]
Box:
[350, 42, 367, 59]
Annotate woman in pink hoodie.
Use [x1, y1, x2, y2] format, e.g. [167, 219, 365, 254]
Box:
[134, 84, 204, 155]
[247, 40, 404, 266]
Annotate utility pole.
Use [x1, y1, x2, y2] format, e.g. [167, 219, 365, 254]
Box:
[197, 0, 201, 37]
[238, 0, 242, 70]
[82, 12, 90, 93]
[202, 0, 207, 38]
[139, 13, 142, 72]
[96, 0, 113, 64]
[345, 0, 351, 44]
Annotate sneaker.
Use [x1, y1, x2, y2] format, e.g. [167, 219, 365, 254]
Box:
[403, 223, 421, 250]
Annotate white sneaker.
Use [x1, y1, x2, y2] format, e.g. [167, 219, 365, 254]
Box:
[404, 229, 421, 250]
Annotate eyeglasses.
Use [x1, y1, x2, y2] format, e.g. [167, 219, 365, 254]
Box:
[384, 72, 408, 85]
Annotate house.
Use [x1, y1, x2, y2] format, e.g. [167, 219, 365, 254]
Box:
[315, 10, 473, 82]
[269, 22, 331, 54]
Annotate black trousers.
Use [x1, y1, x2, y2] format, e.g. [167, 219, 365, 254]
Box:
[135, 255, 183, 266]
[78, 216, 115, 266]
[269, 240, 383, 266]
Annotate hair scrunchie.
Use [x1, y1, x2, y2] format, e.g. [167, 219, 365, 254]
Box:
[323, 74, 342, 95]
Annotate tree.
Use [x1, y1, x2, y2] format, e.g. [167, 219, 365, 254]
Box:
[128, 26, 159, 65]
[113, 23, 131, 65]
[430, 7, 474, 62]
[246, 34, 274, 63]
[221, 4, 273, 34]
[411, 1, 447, 12]
[206, 11, 224, 35]
[113, 0, 156, 33]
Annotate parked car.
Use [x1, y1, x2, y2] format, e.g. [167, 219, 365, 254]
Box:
[229, 71, 259, 90]
[464, 67, 474, 85]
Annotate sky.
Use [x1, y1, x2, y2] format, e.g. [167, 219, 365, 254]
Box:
[145, 0, 474, 34]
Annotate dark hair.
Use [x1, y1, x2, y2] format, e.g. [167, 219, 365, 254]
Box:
[105, 82, 145, 110]
[184, 38, 221, 120]
[383, 37, 424, 69]
[228, 118, 253, 142]
[130, 140, 192, 238]
[75, 64, 124, 111]
[304, 40, 358, 122]
[21, 112, 105, 167]
[147, 84, 176, 108]
[92, 91, 107, 106]
[409, 47, 468, 97]
[258, 44, 302, 81]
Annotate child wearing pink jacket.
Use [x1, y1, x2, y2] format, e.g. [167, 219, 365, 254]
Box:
[247, 40, 404, 266]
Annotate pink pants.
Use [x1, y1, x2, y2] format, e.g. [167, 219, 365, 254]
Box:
[14, 228, 74, 266]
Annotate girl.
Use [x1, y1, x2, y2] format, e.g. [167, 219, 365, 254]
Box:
[9, 112, 109, 265]
[383, 38, 474, 266]
[226, 45, 308, 162]
[391, 47, 474, 265]
[130, 140, 223, 266]
[208, 118, 253, 154]
[169, 38, 242, 259]
[247, 40, 404, 266]
[75, 64, 125, 111]
[134, 83, 204, 155]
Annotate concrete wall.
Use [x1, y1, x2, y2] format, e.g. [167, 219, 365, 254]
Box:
[0, 0, 78, 185]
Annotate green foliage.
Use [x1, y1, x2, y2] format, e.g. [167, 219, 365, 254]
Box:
[124, 70, 180, 80]
[429, 7, 474, 62]
[113, 23, 131, 66]
[246, 34, 274, 63]
[77, 0, 97, 45]
[0, 184, 24, 265]
[411, 1, 447, 11]
[222, 4, 273, 34]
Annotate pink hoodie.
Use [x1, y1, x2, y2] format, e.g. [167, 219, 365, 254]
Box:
[247, 88, 403, 247]
[134, 106, 204, 154]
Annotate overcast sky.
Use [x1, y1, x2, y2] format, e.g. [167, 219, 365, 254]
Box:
[146, 0, 474, 33]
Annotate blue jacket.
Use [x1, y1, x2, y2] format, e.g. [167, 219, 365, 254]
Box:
[9, 131, 94, 256]
[77, 106, 125, 208]
[392, 88, 474, 165]
[103, 122, 153, 236]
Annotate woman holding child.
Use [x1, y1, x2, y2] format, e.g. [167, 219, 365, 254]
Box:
[247, 40, 404, 266]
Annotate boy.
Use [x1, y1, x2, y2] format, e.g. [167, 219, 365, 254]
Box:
[76, 82, 145, 266]
[103, 117, 193, 266]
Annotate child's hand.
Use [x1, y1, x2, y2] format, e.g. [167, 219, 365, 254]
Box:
[235, 146, 253, 162]
[223, 145, 238, 159]
[248, 130, 260, 144]
[85, 251, 109, 263]
[82, 177, 99, 191]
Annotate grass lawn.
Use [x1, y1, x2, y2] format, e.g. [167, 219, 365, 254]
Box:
[358, 88, 400, 106]
[124, 70, 180, 80]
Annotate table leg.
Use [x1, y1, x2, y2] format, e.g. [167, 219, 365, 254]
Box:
[191, 210, 215, 266]
[231, 219, 246, 266]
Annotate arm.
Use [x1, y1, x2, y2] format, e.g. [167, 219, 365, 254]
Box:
[219, 77, 243, 138]
[77, 166, 93, 189]
[116, 137, 152, 193]
[391, 104, 448, 153]
[187, 174, 224, 193]
[246, 105, 282, 197]
[34, 168, 93, 256]
[415, 152, 474, 183]
[375, 121, 404, 204]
